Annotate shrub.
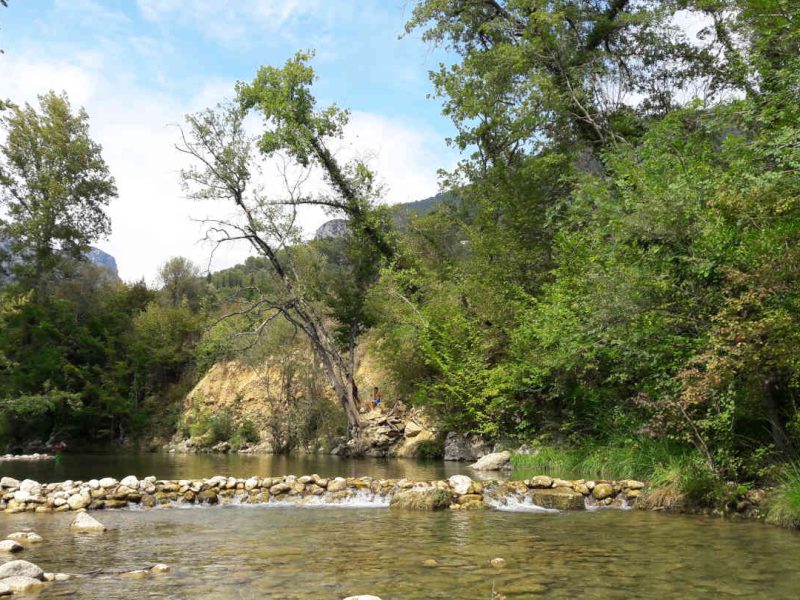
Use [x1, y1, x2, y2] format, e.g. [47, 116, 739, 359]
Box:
[230, 419, 260, 450]
[766, 465, 800, 529]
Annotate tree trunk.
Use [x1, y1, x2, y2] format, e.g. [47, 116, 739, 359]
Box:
[763, 377, 793, 455]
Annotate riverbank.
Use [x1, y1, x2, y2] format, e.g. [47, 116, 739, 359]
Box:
[0, 474, 643, 514]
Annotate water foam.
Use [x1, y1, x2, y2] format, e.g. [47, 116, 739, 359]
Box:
[483, 494, 559, 513]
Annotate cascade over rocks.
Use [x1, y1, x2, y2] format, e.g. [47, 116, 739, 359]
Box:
[0, 472, 645, 513]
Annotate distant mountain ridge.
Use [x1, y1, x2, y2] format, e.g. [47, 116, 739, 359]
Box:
[0, 237, 119, 284]
[313, 191, 457, 240]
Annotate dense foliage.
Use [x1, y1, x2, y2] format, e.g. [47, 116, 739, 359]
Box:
[2, 0, 799, 490]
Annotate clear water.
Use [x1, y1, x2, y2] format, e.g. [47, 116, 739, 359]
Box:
[2, 505, 798, 599]
[0, 453, 471, 483]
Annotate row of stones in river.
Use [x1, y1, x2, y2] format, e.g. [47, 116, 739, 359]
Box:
[0, 474, 646, 513]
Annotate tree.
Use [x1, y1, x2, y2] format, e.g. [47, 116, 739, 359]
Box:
[158, 256, 204, 308]
[177, 94, 369, 435]
[0, 91, 116, 291]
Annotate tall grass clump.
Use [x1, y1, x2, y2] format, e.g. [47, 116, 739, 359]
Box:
[766, 464, 800, 529]
[510, 436, 695, 481]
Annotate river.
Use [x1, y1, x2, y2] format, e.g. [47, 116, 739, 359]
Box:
[2, 454, 799, 598]
[0, 452, 470, 483]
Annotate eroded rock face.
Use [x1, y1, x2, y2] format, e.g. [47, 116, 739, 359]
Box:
[469, 451, 511, 471]
[444, 432, 492, 461]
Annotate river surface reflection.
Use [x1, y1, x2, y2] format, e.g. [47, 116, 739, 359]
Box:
[0, 452, 471, 482]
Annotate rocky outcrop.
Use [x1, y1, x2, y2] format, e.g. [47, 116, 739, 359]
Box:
[336, 407, 440, 459]
[444, 432, 492, 461]
[1, 474, 643, 513]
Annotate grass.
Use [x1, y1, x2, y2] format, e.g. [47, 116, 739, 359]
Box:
[766, 464, 800, 529]
[511, 436, 726, 509]
[510, 436, 697, 481]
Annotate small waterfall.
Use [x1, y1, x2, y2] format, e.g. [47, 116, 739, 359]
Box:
[483, 493, 559, 513]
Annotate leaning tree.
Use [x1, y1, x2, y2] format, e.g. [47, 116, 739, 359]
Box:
[177, 53, 395, 436]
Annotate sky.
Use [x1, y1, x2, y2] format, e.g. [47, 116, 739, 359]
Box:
[0, 0, 459, 282]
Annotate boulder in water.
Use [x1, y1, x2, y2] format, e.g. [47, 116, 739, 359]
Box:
[592, 483, 614, 500]
[0, 560, 44, 580]
[469, 451, 511, 471]
[69, 511, 107, 532]
[0, 540, 23, 553]
[448, 474, 473, 495]
[7, 532, 43, 544]
[390, 488, 452, 511]
[531, 488, 585, 511]
[1, 575, 45, 593]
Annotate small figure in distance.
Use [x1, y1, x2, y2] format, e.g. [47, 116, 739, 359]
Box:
[372, 387, 382, 411]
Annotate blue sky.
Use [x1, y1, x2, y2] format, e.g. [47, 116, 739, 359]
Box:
[1, 0, 459, 281]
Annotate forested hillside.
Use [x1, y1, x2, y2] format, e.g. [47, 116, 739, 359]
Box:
[2, 0, 800, 519]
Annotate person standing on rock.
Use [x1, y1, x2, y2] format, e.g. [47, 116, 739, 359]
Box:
[371, 387, 382, 410]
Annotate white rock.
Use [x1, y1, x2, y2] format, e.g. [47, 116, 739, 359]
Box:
[98, 477, 118, 488]
[88, 479, 100, 490]
[0, 582, 9, 596]
[0, 477, 19, 489]
[120, 475, 139, 489]
[7, 532, 42, 544]
[448, 475, 473, 495]
[0, 540, 23, 553]
[19, 479, 40, 493]
[67, 492, 91, 510]
[150, 563, 170, 573]
[245, 477, 259, 490]
[0, 560, 44, 580]
[12, 490, 31, 502]
[469, 450, 512, 471]
[69, 511, 107, 532]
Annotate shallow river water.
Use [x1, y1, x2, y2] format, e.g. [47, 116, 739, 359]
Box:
[3, 504, 799, 599]
[0, 452, 470, 483]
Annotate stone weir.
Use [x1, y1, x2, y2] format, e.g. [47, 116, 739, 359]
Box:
[0, 474, 645, 514]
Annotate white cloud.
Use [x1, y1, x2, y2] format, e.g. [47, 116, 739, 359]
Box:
[136, 0, 323, 47]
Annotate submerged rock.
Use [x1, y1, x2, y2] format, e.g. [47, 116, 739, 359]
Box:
[490, 557, 507, 569]
[0, 560, 44, 580]
[343, 596, 382, 600]
[469, 451, 511, 471]
[69, 511, 107, 532]
[1, 575, 45, 593]
[7, 532, 43, 544]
